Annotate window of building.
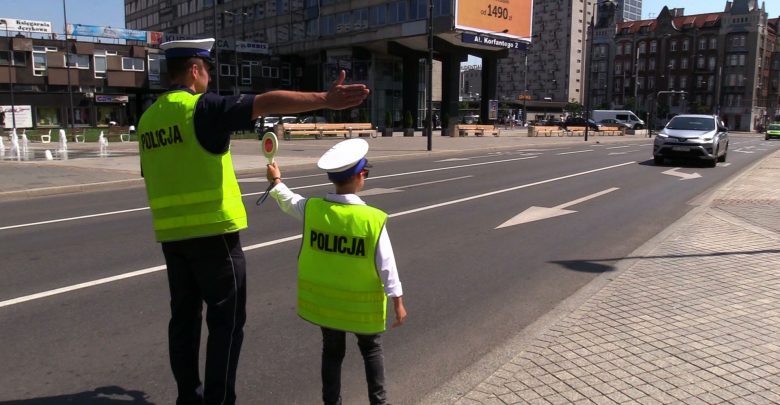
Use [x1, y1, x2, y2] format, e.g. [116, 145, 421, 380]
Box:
[616, 44, 622, 55]
[709, 37, 717, 49]
[680, 76, 687, 88]
[615, 63, 622, 74]
[669, 58, 676, 70]
[638, 42, 646, 54]
[32, 46, 54, 76]
[220, 63, 237, 77]
[648, 77, 655, 89]
[738, 54, 745, 66]
[649, 58, 655, 70]
[623, 43, 630, 55]
[122, 57, 144, 71]
[281, 64, 291, 85]
[650, 41, 657, 53]
[682, 39, 689, 51]
[708, 56, 716, 70]
[65, 54, 90, 69]
[262, 65, 279, 78]
[148, 53, 164, 83]
[36, 106, 61, 127]
[681, 58, 688, 69]
[94, 50, 108, 79]
[699, 38, 706, 50]
[670, 40, 677, 51]
[241, 64, 252, 85]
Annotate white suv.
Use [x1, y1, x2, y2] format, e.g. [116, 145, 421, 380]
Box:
[653, 114, 729, 167]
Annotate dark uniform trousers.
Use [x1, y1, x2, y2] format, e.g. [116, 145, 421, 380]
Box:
[321, 327, 387, 405]
[162, 232, 247, 405]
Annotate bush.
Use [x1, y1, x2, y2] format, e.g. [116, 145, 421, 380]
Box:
[404, 111, 413, 129]
[385, 111, 393, 128]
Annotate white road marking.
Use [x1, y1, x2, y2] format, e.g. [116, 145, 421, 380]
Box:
[606, 145, 633, 149]
[608, 150, 641, 155]
[358, 176, 473, 197]
[496, 187, 620, 228]
[0, 161, 635, 308]
[0, 207, 150, 231]
[557, 150, 594, 155]
[662, 168, 702, 180]
[1, 157, 537, 232]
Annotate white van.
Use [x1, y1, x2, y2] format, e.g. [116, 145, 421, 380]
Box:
[592, 110, 645, 129]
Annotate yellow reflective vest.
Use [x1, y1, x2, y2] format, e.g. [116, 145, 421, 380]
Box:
[138, 90, 247, 242]
[298, 198, 388, 334]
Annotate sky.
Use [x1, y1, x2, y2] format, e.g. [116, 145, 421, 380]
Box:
[1, 0, 125, 34]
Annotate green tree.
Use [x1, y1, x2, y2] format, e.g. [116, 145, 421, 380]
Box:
[566, 100, 584, 116]
[385, 111, 393, 128]
[404, 111, 414, 129]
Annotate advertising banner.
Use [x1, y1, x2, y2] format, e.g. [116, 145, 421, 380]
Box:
[0, 18, 52, 34]
[66, 24, 147, 41]
[1, 105, 34, 129]
[148, 31, 164, 46]
[454, 0, 532, 42]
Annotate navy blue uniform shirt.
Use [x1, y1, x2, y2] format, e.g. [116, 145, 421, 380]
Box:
[172, 85, 256, 154]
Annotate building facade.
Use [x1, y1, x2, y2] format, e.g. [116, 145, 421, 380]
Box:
[588, 0, 778, 131]
[0, 35, 166, 129]
[126, 0, 531, 127]
[497, 0, 596, 111]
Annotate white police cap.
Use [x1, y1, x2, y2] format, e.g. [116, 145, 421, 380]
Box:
[317, 139, 370, 178]
[160, 38, 215, 63]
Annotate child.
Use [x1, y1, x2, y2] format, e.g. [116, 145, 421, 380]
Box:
[266, 138, 407, 405]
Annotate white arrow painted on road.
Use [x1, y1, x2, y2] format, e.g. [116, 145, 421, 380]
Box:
[496, 187, 620, 228]
[732, 149, 755, 154]
[662, 168, 702, 180]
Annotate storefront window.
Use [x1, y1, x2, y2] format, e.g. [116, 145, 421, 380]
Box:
[69, 107, 92, 125]
[36, 107, 61, 127]
[96, 105, 120, 126]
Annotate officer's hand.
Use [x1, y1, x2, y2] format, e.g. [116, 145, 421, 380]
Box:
[266, 162, 281, 183]
[325, 70, 370, 110]
[391, 297, 407, 328]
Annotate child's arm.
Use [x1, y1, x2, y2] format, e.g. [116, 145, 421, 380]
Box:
[267, 162, 306, 220]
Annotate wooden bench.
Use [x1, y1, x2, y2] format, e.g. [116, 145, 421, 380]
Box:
[455, 124, 500, 137]
[281, 122, 377, 140]
[598, 125, 626, 136]
[529, 125, 565, 137]
[281, 123, 321, 140]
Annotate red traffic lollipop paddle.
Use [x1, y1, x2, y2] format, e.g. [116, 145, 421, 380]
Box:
[261, 131, 278, 164]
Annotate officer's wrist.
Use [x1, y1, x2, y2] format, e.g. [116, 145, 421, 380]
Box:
[271, 176, 281, 185]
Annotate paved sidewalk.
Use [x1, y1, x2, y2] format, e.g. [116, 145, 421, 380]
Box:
[424, 150, 780, 404]
[0, 129, 651, 200]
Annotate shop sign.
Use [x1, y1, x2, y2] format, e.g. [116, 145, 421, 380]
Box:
[0, 18, 52, 34]
[95, 95, 130, 104]
[1, 105, 34, 128]
[236, 41, 270, 54]
[67, 24, 147, 41]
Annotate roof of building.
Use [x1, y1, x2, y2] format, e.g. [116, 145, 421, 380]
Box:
[615, 11, 723, 35]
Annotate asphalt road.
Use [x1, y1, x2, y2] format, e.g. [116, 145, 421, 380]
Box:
[1, 135, 777, 404]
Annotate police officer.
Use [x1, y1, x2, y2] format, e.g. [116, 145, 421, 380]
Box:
[137, 38, 368, 405]
[266, 139, 407, 405]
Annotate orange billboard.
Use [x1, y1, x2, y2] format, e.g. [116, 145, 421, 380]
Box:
[455, 0, 533, 42]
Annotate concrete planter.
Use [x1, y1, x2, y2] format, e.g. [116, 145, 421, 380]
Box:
[403, 128, 415, 137]
[381, 128, 394, 137]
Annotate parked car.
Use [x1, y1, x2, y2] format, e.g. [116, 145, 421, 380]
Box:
[563, 117, 601, 131]
[765, 122, 780, 140]
[653, 114, 729, 167]
[255, 116, 298, 134]
[300, 115, 327, 124]
[598, 118, 632, 129]
[462, 114, 480, 124]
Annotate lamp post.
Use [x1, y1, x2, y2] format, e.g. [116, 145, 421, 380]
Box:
[426, 0, 433, 151]
[62, 0, 75, 135]
[584, 14, 594, 142]
[0, 19, 16, 130]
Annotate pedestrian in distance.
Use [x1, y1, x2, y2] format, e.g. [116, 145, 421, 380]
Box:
[265, 138, 407, 405]
[137, 38, 369, 405]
